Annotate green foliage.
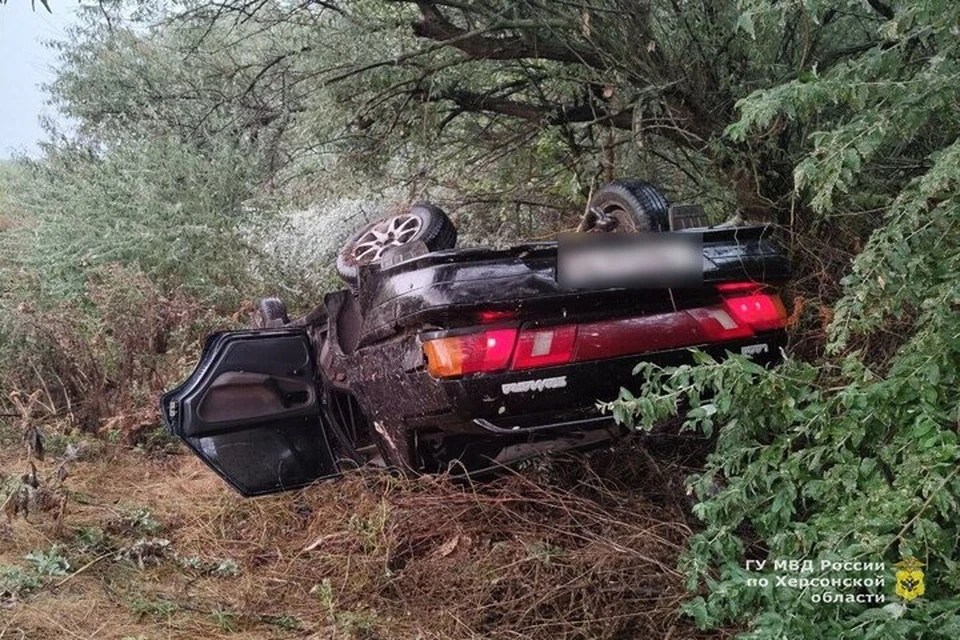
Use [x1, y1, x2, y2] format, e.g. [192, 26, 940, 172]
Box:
[603, 1, 960, 636]
[1, 546, 80, 603]
[128, 595, 179, 619]
[24, 546, 71, 577]
[1, 546, 71, 601]
[606, 338, 960, 636]
[8, 133, 267, 304]
[125, 507, 161, 534]
[210, 608, 239, 633]
[176, 554, 240, 577]
[612, 45, 960, 624]
[263, 614, 301, 631]
[311, 576, 381, 637]
[829, 140, 960, 351]
[730, 0, 960, 216]
[75, 526, 113, 553]
[0, 565, 42, 599]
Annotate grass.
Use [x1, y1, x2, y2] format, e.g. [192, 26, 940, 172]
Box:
[0, 416, 728, 639]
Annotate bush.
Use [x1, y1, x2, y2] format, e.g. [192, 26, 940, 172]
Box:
[0, 264, 226, 433]
[605, 331, 960, 637]
[9, 133, 267, 304]
[602, 3, 960, 635]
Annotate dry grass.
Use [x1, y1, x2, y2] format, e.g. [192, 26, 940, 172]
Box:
[0, 418, 726, 640]
[0, 261, 728, 638]
[0, 265, 231, 436]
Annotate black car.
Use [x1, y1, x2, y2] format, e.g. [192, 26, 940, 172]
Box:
[161, 181, 790, 496]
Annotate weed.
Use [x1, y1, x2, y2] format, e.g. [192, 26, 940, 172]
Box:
[69, 491, 96, 505]
[336, 608, 380, 639]
[211, 608, 239, 633]
[311, 578, 379, 638]
[118, 538, 171, 569]
[311, 578, 336, 618]
[40, 431, 76, 458]
[75, 526, 113, 552]
[174, 555, 239, 577]
[263, 614, 301, 630]
[214, 558, 240, 577]
[24, 547, 70, 576]
[129, 596, 179, 619]
[0, 565, 41, 599]
[126, 507, 161, 533]
[525, 541, 564, 566]
[0, 418, 19, 447]
[347, 500, 389, 553]
[177, 555, 206, 571]
[132, 425, 179, 454]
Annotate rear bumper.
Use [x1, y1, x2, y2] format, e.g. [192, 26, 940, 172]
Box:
[406, 330, 785, 434]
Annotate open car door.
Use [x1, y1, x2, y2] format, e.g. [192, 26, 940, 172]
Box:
[160, 329, 340, 496]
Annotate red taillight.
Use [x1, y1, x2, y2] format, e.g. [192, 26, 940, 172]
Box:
[576, 313, 705, 360]
[718, 286, 787, 332]
[512, 325, 577, 369]
[478, 310, 516, 323]
[424, 290, 786, 378]
[715, 281, 761, 294]
[423, 328, 517, 377]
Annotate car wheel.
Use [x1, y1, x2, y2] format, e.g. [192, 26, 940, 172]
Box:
[255, 297, 289, 328]
[336, 203, 457, 288]
[588, 180, 670, 232]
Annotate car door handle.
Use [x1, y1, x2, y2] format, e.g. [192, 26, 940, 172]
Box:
[264, 376, 310, 408]
[206, 371, 313, 411]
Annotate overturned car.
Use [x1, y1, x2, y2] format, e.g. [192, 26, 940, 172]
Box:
[161, 180, 791, 496]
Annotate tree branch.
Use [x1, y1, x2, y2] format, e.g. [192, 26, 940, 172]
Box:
[865, 0, 894, 20]
[414, 87, 708, 150]
[409, 0, 605, 68]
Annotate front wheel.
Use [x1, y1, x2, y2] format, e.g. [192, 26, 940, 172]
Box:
[335, 203, 457, 289]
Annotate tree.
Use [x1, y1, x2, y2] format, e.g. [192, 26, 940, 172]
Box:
[48, 1, 896, 223]
[605, 1, 960, 636]
[1, 0, 52, 12]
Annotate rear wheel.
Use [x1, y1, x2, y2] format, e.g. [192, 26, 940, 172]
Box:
[336, 203, 457, 288]
[588, 180, 670, 232]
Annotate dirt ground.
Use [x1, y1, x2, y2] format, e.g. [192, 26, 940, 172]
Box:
[0, 422, 728, 639]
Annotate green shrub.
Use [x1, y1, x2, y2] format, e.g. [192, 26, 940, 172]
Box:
[0, 566, 42, 599]
[605, 2, 960, 635]
[9, 133, 265, 305]
[24, 547, 71, 577]
[605, 328, 960, 637]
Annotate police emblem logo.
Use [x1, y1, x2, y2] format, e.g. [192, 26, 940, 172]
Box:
[894, 557, 925, 602]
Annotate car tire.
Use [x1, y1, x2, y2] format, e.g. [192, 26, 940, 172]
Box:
[588, 180, 670, 232]
[336, 203, 457, 289]
[255, 297, 289, 328]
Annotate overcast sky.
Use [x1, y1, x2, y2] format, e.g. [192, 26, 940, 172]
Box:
[0, 2, 78, 159]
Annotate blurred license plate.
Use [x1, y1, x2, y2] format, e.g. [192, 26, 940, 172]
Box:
[557, 232, 703, 289]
